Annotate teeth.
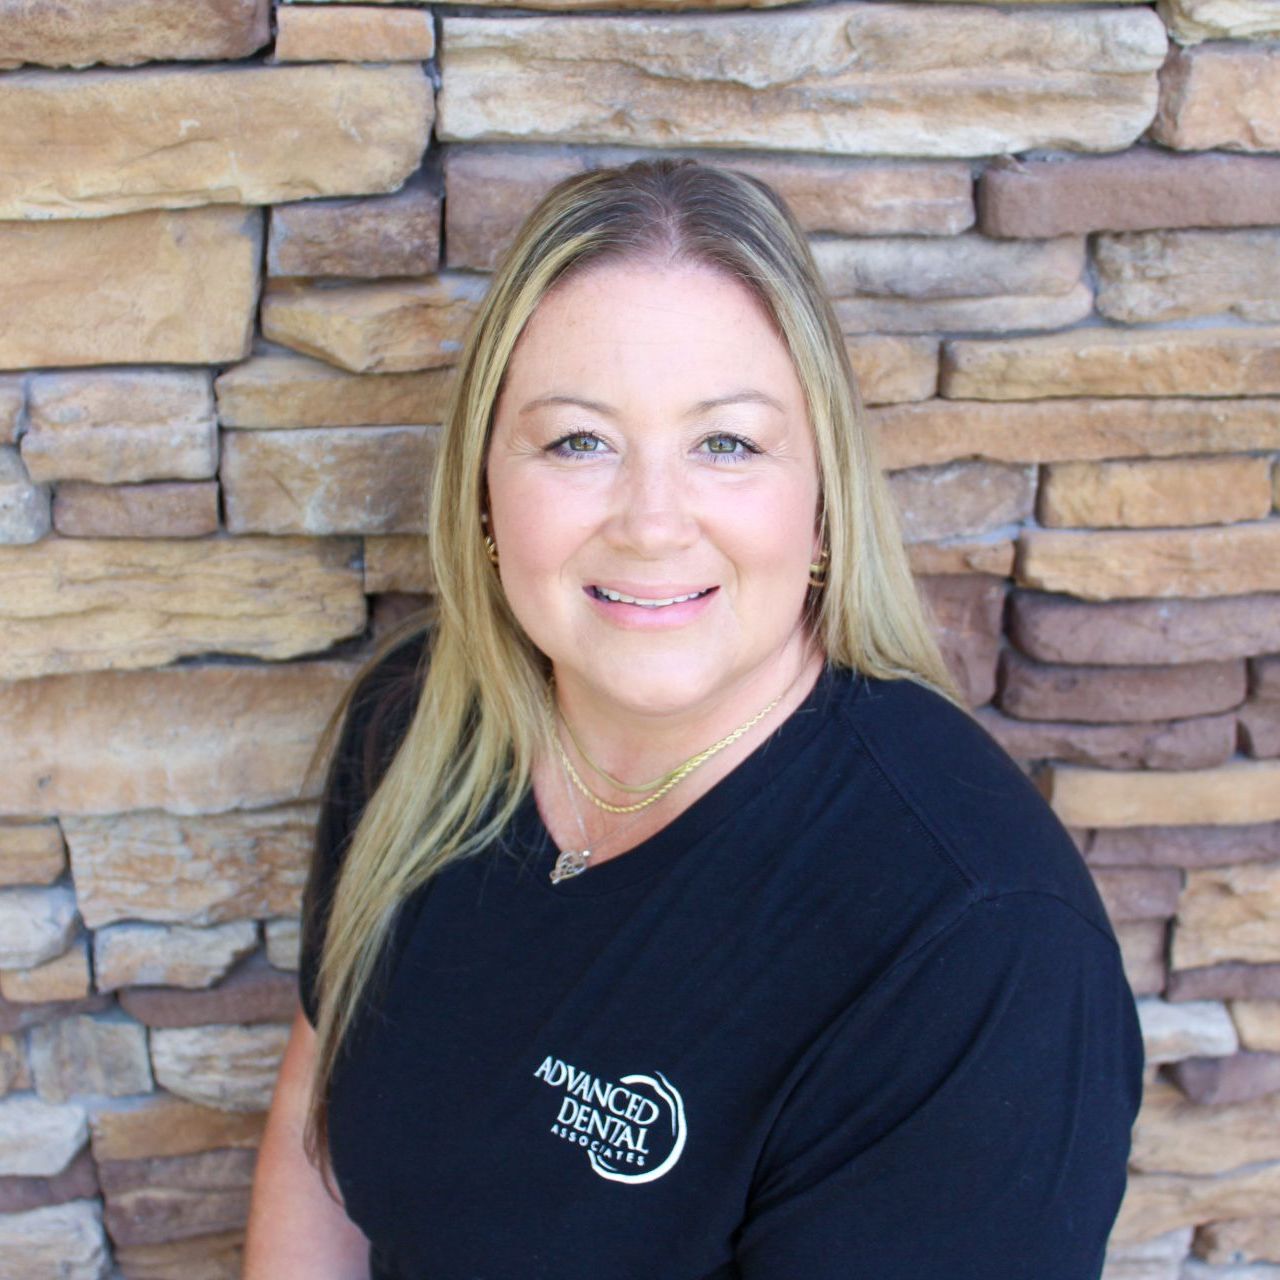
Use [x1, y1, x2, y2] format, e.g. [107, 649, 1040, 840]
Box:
[596, 587, 710, 608]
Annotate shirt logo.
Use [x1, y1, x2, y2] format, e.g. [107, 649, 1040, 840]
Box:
[533, 1055, 688, 1183]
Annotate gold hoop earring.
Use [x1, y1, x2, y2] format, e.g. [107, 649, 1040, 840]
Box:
[808, 546, 829, 588]
[481, 512, 499, 567]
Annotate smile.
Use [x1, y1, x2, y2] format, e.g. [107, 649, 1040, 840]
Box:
[589, 586, 716, 609]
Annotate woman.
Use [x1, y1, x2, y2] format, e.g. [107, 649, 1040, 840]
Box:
[244, 158, 1144, 1279]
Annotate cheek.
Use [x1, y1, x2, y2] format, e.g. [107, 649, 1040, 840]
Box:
[488, 476, 592, 604]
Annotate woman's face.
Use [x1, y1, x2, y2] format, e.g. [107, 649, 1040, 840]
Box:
[485, 258, 823, 721]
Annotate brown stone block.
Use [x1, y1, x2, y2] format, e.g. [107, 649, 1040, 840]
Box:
[0, 536, 366, 678]
[1169, 963, 1280, 1003]
[834, 282, 1094, 335]
[1090, 823, 1280, 870]
[65, 805, 317, 928]
[0, 1147, 98, 1215]
[0, 447, 51, 545]
[371, 592, 433, 637]
[268, 174, 440, 279]
[906, 539, 1016, 578]
[844, 336, 938, 406]
[260, 275, 485, 374]
[916, 575, 1006, 707]
[1113, 1163, 1280, 1246]
[52, 482, 219, 539]
[978, 151, 1280, 239]
[119, 955, 297, 1029]
[0, 0, 270, 68]
[0, 377, 20, 444]
[29, 1014, 153, 1104]
[1195, 1216, 1280, 1265]
[0, 938, 91, 1004]
[1130, 1077, 1280, 1175]
[365, 534, 433, 594]
[1255, 657, 1280, 700]
[215, 351, 455, 429]
[1173, 863, 1280, 969]
[871, 398, 1280, 472]
[1168, 1051, 1280, 1105]
[1096, 229, 1280, 325]
[0, 1033, 29, 1095]
[0, 994, 112, 1037]
[274, 4, 435, 61]
[1009, 591, 1280, 667]
[89, 1094, 264, 1163]
[1241, 700, 1280, 758]
[999, 650, 1245, 724]
[0, 206, 261, 371]
[1116, 918, 1168, 997]
[1017, 524, 1280, 602]
[1093, 868, 1185, 923]
[888, 460, 1035, 543]
[1152, 45, 1280, 151]
[221, 426, 436, 535]
[113, 1229, 244, 1280]
[0, 663, 354, 817]
[0, 821, 65, 887]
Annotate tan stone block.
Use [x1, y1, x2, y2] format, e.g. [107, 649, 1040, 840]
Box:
[0, 886, 78, 970]
[0, 1034, 29, 1096]
[215, 351, 454, 428]
[1018, 525, 1280, 602]
[917, 574, 1005, 707]
[30, 1014, 152, 1104]
[0, 821, 64, 888]
[0, 0, 270, 68]
[0, 206, 261, 371]
[1161, 0, 1280, 42]
[0, 1096, 87, 1176]
[1136, 1001, 1238, 1068]
[150, 1024, 289, 1112]
[907, 539, 1016, 578]
[942, 328, 1280, 401]
[1232, 1001, 1280, 1054]
[264, 918, 300, 973]
[0, 1146, 98, 1214]
[1116, 919, 1168, 997]
[1104, 1227, 1194, 1280]
[834, 282, 1094, 335]
[1169, 1050, 1280, 1104]
[364, 534, 433, 594]
[0, 448, 51, 545]
[1131, 1076, 1280, 1174]
[89, 1094, 263, 1162]
[119, 955, 295, 1029]
[0, 378, 22, 444]
[0, 1200, 108, 1280]
[1096, 229, 1280, 325]
[0, 536, 365, 679]
[1009, 592, 1280, 667]
[268, 174, 440, 280]
[1196, 1217, 1280, 1265]
[438, 7, 1165, 157]
[94, 923, 258, 994]
[1113, 1164, 1280, 1246]
[52, 482, 219, 539]
[1174, 864, 1280, 969]
[888, 460, 1035, 544]
[275, 4, 434, 61]
[0, 63, 432, 219]
[65, 805, 316, 929]
[1045, 761, 1280, 828]
[113, 1230, 243, 1280]
[0, 663, 354, 817]
[872, 397, 1280, 472]
[844, 336, 937, 406]
[1094, 869, 1185, 924]
[1152, 45, 1280, 150]
[261, 275, 484, 373]
[0, 938, 91, 1004]
[222, 426, 435, 535]
[978, 151, 1280, 238]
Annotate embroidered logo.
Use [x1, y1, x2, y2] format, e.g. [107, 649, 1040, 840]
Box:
[533, 1055, 687, 1183]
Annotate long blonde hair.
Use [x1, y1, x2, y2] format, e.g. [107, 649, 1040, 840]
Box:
[303, 157, 963, 1175]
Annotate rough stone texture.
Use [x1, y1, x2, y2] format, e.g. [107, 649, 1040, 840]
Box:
[871, 398, 1280, 472]
[0, 381, 20, 447]
[1161, 0, 1280, 43]
[1008, 593, 1280, 667]
[0, 939, 91, 1004]
[150, 1024, 289, 1112]
[0, 207, 262, 371]
[1197, 1217, 1280, 1265]
[1017, 525, 1280, 602]
[0, 995, 112, 1038]
[1256, 658, 1280, 700]
[29, 1015, 153, 1104]
[274, 4, 435, 62]
[979, 708, 1236, 771]
[1104, 1227, 1194, 1280]
[52, 482, 220, 539]
[0, 1034, 28, 1095]
[0, 1199, 109, 1280]
[1045, 761, 1280, 829]
[94, 922, 259, 993]
[0, 886, 78, 970]
[1171, 1052, 1280, 1105]
[0, 0, 270, 69]
[833, 282, 1094, 335]
[264, 918, 301, 972]
[1137, 999, 1239, 1065]
[214, 351, 455, 428]
[1117, 919, 1169, 997]
[999, 651, 1246, 724]
[99, 1147, 255, 1247]
[1242, 701, 1280, 758]
[1096, 230, 1280, 324]
[261, 275, 486, 374]
[887, 461, 1035, 544]
[0, 663, 353, 817]
[978, 151, 1280, 238]
[112, 1231, 243, 1280]
[0, 1096, 87, 1177]
[907, 540, 1016, 578]
[0, 821, 64, 888]
[437, 7, 1167, 157]
[22, 368, 217, 486]
[0, 1147, 98, 1214]
[1169, 964, 1280, 1002]
[0, 448, 51, 545]
[443, 146, 974, 271]
[119, 955, 296, 1028]
[916, 574, 1005, 707]
[1131, 1078, 1280, 1174]
[89, 1095, 264, 1162]
[221, 427, 436, 535]
[1232, 1002, 1280, 1054]
[1094, 869, 1185, 923]
[364, 535, 433, 594]
[65, 805, 316, 928]
[1174, 865, 1280, 970]
[1152, 45, 1280, 151]
[1114, 1164, 1280, 1247]
[844, 336, 937, 405]
[0, 63, 432, 220]
[268, 175, 440, 280]
[0, 536, 365, 678]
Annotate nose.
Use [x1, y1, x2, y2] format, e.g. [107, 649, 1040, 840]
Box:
[603, 447, 700, 558]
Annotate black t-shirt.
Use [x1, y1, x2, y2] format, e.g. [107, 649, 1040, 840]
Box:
[300, 631, 1143, 1280]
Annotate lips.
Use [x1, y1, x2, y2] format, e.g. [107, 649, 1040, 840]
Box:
[588, 585, 717, 610]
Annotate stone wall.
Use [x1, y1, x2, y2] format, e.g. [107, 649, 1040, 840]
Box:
[0, 0, 1278, 1276]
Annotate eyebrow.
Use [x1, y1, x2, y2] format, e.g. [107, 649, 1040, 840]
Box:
[518, 389, 786, 418]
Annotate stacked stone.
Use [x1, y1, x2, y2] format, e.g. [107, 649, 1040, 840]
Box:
[0, 0, 1278, 1275]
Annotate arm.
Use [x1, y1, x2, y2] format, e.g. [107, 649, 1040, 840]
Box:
[242, 1006, 371, 1280]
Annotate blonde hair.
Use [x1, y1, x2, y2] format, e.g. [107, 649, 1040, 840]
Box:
[303, 157, 963, 1175]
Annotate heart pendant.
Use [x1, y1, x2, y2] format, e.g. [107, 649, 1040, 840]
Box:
[550, 848, 590, 884]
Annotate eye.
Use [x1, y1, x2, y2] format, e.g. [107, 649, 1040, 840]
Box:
[699, 433, 761, 463]
[547, 432, 607, 459]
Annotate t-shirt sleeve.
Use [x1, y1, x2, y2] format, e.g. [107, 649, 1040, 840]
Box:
[734, 891, 1145, 1280]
